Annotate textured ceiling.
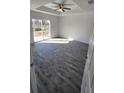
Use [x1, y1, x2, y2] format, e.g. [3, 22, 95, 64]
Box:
[31, 0, 94, 16]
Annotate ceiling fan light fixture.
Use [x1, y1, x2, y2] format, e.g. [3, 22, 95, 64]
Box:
[57, 8, 63, 12]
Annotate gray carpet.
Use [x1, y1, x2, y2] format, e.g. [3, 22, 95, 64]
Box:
[31, 40, 88, 93]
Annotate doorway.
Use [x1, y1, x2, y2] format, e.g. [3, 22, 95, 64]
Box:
[32, 19, 51, 42]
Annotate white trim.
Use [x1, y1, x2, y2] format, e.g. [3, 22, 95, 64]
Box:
[31, 9, 59, 16]
[31, 9, 93, 16]
[81, 33, 94, 93]
[59, 12, 94, 16]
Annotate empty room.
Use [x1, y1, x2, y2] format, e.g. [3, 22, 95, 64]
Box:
[30, 0, 94, 93]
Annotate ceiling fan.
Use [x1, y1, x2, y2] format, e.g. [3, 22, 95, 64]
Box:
[52, 0, 73, 12]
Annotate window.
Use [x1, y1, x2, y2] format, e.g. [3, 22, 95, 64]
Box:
[32, 19, 51, 42]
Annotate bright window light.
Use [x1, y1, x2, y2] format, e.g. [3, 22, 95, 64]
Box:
[40, 38, 70, 44]
[68, 38, 74, 41]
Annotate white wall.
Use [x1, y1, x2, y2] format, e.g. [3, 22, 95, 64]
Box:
[58, 13, 94, 44]
[30, 10, 94, 44]
[30, 10, 59, 43]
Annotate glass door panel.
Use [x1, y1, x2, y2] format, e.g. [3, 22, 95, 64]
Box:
[32, 19, 50, 42]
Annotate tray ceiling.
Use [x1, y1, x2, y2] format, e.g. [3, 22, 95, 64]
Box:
[31, 0, 94, 16]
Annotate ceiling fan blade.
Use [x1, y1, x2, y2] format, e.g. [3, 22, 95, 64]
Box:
[63, 8, 71, 10]
[62, 4, 73, 5]
[51, 5, 59, 8]
[53, 9, 59, 11]
[62, 9, 65, 12]
[52, 2, 60, 4]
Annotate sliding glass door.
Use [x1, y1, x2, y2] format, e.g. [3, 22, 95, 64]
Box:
[32, 19, 50, 42]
